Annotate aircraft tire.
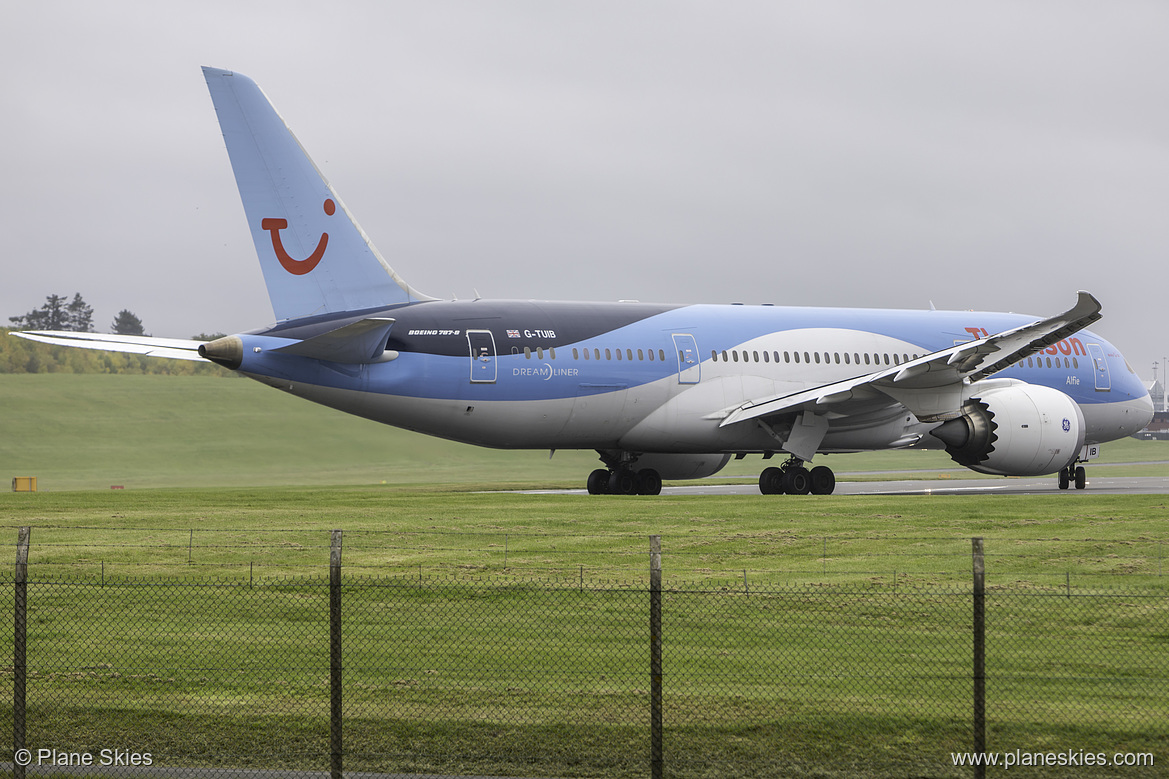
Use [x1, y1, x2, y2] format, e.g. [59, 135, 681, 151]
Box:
[636, 469, 663, 495]
[783, 466, 811, 495]
[609, 469, 638, 495]
[587, 469, 611, 495]
[759, 467, 784, 495]
[1058, 468, 1070, 490]
[1074, 466, 1086, 490]
[809, 466, 836, 495]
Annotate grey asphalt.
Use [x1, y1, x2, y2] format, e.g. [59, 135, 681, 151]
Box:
[519, 474, 1169, 497]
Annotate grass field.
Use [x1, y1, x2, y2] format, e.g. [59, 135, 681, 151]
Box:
[3, 372, 1167, 491]
[2, 373, 1168, 776]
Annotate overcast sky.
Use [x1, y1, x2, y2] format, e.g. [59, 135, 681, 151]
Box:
[4, 1, 1167, 381]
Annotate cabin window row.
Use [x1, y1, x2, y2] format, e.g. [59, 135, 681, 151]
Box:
[520, 346, 670, 362]
[711, 349, 921, 366]
[1027, 355, 1078, 370]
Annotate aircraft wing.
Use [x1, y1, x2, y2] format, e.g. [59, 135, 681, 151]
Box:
[11, 330, 209, 362]
[720, 291, 1103, 427]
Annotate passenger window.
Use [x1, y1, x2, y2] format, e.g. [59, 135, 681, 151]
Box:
[583, 349, 590, 360]
[524, 347, 531, 359]
[616, 349, 622, 361]
[659, 349, 666, 362]
[844, 353, 850, 365]
[550, 348, 556, 359]
[753, 350, 759, 362]
[794, 352, 800, 364]
[594, 348, 601, 361]
[573, 348, 579, 360]
[537, 347, 544, 359]
[1072, 357, 1078, 369]
[883, 354, 890, 365]
[733, 351, 739, 362]
[648, 348, 654, 361]
[784, 351, 790, 363]
[804, 352, 811, 363]
[763, 351, 770, 363]
[814, 352, 821, 364]
[711, 350, 718, 361]
[638, 349, 645, 361]
[864, 354, 870, 365]
[834, 353, 840, 364]
[606, 348, 612, 360]
[773, 351, 780, 363]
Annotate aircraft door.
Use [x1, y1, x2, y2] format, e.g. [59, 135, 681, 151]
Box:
[1087, 343, 1111, 391]
[467, 330, 497, 383]
[671, 333, 701, 384]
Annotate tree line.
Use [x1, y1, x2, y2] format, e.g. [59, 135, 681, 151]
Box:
[3, 294, 227, 375]
[9, 293, 145, 335]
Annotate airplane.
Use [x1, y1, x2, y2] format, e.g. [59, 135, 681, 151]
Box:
[14, 67, 1154, 495]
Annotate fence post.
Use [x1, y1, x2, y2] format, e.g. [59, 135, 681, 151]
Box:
[14, 527, 30, 779]
[972, 537, 986, 779]
[330, 530, 343, 779]
[649, 535, 663, 779]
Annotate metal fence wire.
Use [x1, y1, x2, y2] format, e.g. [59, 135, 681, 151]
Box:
[3, 531, 1167, 778]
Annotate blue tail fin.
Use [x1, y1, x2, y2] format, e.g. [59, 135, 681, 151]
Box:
[202, 67, 431, 322]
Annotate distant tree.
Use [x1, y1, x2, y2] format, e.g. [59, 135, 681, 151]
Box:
[112, 310, 146, 336]
[191, 332, 228, 341]
[9, 293, 97, 332]
[65, 293, 94, 332]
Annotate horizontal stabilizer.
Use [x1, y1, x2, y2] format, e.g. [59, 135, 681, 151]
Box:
[271, 318, 396, 363]
[11, 331, 208, 362]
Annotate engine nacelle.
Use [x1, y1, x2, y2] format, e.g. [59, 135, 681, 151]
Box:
[631, 453, 732, 480]
[930, 383, 1085, 477]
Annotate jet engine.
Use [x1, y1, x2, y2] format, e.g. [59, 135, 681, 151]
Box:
[930, 383, 1085, 477]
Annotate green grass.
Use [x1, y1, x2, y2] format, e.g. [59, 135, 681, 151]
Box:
[4, 373, 1166, 491]
[2, 373, 1168, 776]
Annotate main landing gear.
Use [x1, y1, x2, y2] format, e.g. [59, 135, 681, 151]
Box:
[586, 451, 663, 495]
[759, 458, 836, 495]
[1057, 463, 1087, 490]
[587, 467, 663, 495]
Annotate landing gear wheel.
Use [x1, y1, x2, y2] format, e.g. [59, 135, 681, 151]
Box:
[1058, 468, 1070, 490]
[809, 466, 836, 495]
[609, 469, 638, 495]
[1074, 466, 1086, 490]
[587, 469, 610, 495]
[782, 466, 811, 495]
[636, 468, 663, 496]
[759, 467, 784, 495]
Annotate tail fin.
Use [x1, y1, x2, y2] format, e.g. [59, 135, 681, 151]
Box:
[202, 67, 432, 322]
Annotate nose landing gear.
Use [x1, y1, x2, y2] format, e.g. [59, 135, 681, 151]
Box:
[1057, 464, 1087, 490]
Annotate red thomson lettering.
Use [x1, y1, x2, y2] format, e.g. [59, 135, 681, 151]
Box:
[1068, 337, 1086, 356]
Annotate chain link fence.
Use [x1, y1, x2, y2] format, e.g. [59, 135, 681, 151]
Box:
[4, 528, 1167, 778]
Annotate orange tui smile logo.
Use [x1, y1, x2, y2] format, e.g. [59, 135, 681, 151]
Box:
[262, 198, 336, 275]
